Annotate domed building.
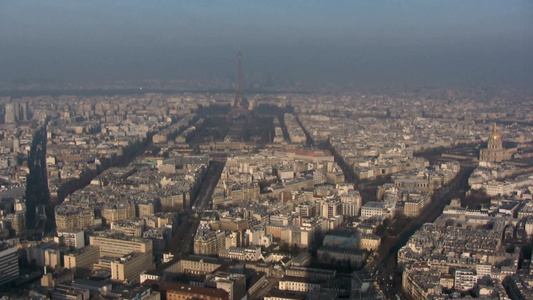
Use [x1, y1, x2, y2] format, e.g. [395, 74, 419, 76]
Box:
[479, 123, 514, 162]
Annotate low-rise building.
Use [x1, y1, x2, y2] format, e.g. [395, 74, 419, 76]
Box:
[145, 281, 229, 300]
[56, 229, 85, 248]
[206, 272, 247, 300]
[219, 246, 261, 262]
[111, 252, 155, 284]
[360, 202, 386, 219]
[455, 268, 477, 291]
[279, 276, 321, 293]
[63, 245, 100, 277]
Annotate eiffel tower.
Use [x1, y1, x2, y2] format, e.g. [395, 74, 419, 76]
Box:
[228, 50, 252, 121]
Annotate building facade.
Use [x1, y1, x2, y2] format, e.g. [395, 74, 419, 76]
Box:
[0, 244, 19, 285]
[479, 123, 514, 162]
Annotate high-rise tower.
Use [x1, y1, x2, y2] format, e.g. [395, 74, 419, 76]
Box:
[5, 103, 16, 124]
[229, 51, 252, 121]
[232, 51, 249, 109]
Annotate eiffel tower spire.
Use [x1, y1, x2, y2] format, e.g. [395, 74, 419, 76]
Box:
[228, 50, 252, 122]
[233, 50, 248, 109]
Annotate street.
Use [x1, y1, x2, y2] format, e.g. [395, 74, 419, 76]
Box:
[367, 165, 476, 298]
[168, 160, 225, 255]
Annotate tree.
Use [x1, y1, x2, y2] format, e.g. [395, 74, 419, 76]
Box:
[376, 224, 386, 236]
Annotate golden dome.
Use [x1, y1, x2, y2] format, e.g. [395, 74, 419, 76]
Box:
[490, 123, 501, 140]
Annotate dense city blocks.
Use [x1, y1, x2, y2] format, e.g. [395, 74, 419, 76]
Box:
[0, 89, 532, 299]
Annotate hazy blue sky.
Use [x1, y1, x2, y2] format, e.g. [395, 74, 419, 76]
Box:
[1, 1, 531, 89]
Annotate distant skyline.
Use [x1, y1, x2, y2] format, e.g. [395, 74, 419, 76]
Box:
[1, 1, 532, 90]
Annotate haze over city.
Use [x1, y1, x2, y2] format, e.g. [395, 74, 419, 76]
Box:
[1, 1, 532, 90]
[1, 1, 533, 300]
